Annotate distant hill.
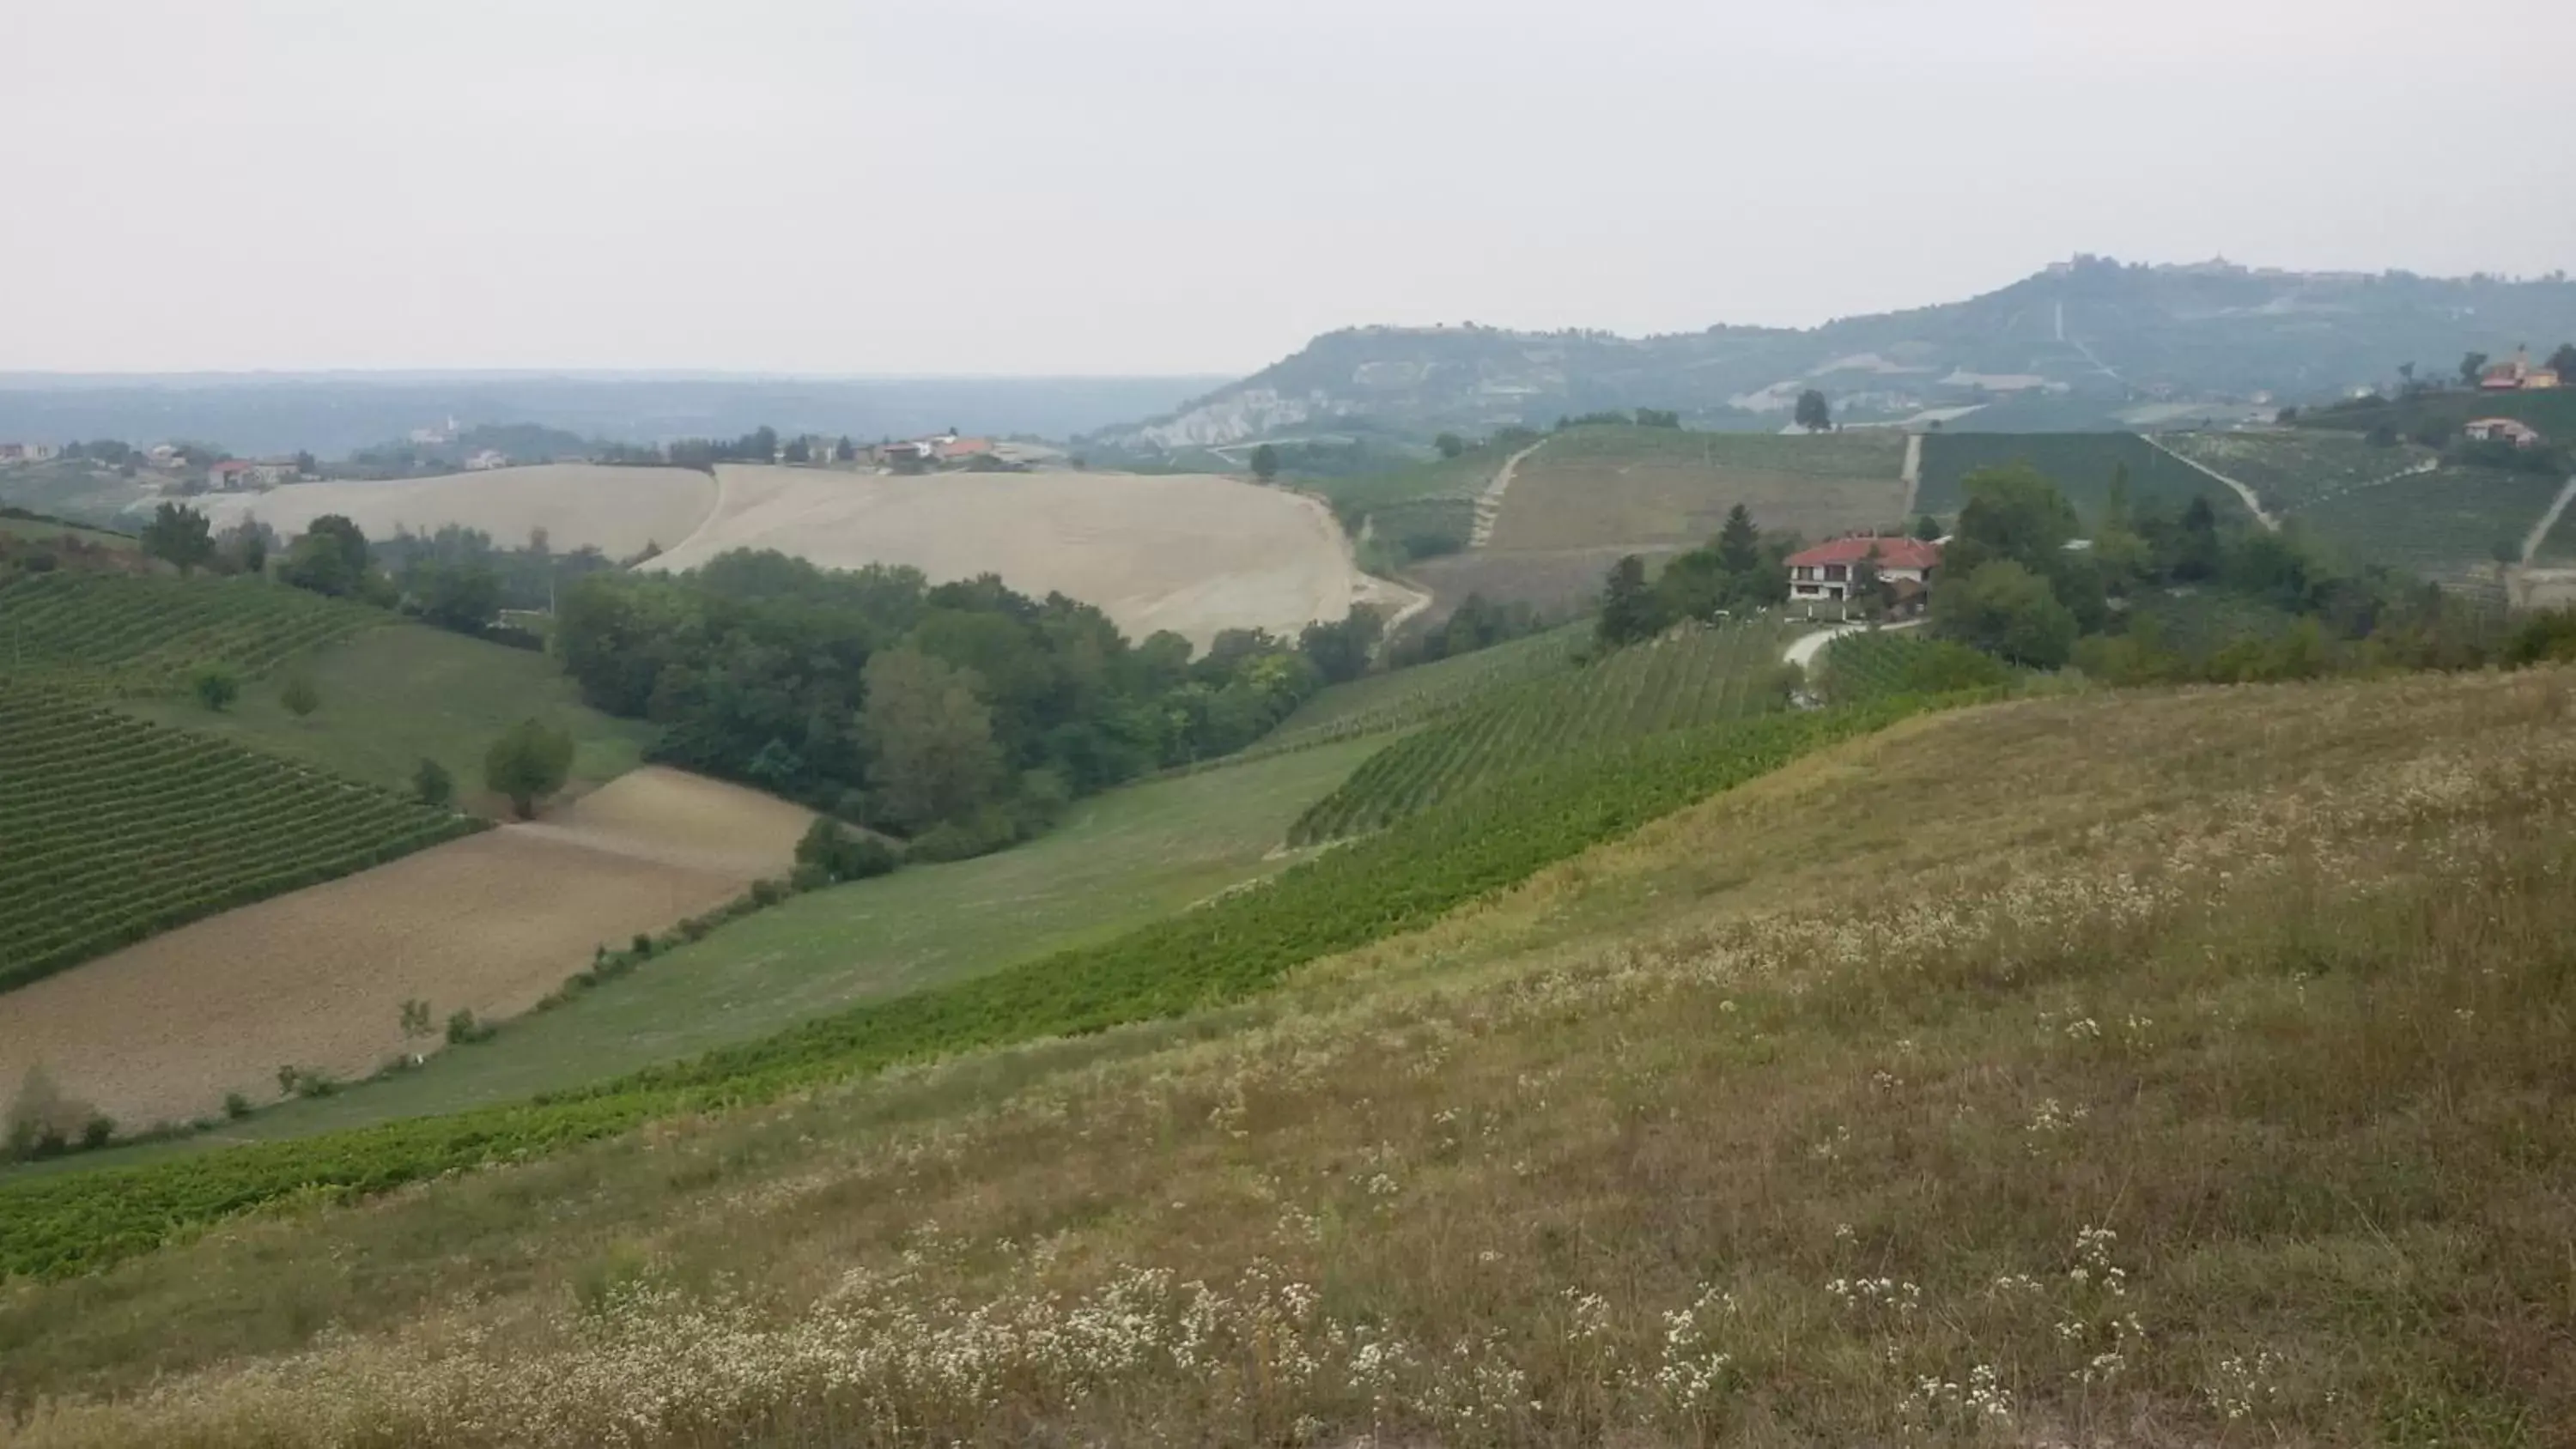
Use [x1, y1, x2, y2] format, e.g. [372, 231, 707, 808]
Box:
[1086, 258, 2576, 453]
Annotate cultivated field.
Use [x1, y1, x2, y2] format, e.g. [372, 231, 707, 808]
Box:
[1292, 618, 1794, 841]
[68, 739, 1381, 1145]
[2160, 430, 2439, 514]
[0, 686, 482, 997]
[197, 464, 719, 559]
[9, 670, 2573, 1443]
[0, 572, 380, 694]
[647, 465, 1390, 647]
[0, 767, 806, 1129]
[1405, 543, 1665, 626]
[1915, 432, 2244, 522]
[125, 621, 656, 809]
[2291, 464, 2567, 586]
[1485, 427, 1906, 553]
[1256, 621, 1590, 753]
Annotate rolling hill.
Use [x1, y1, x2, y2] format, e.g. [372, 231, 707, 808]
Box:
[1086, 259, 2576, 452]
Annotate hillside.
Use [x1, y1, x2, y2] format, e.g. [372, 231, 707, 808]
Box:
[0, 572, 382, 694]
[4, 666, 2572, 1443]
[1087, 260, 2576, 452]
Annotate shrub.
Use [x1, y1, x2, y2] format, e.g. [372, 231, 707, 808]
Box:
[79, 1115, 115, 1150]
[484, 718, 574, 819]
[191, 665, 240, 712]
[795, 815, 903, 883]
[445, 1009, 495, 1046]
[278, 671, 320, 717]
[3, 1066, 90, 1161]
[223, 1091, 252, 1120]
[413, 757, 455, 809]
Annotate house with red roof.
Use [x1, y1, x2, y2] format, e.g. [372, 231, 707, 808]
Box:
[1784, 535, 1941, 609]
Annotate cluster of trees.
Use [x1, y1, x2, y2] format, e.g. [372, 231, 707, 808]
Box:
[1595, 504, 1797, 646]
[1384, 592, 1552, 669]
[375, 524, 623, 624]
[138, 502, 273, 579]
[1795, 389, 1833, 433]
[1932, 463, 2504, 681]
[554, 550, 1367, 855]
[1552, 409, 1680, 431]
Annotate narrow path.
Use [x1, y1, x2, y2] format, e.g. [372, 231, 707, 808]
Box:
[2137, 433, 2278, 532]
[1783, 618, 1921, 670]
[1899, 433, 1923, 518]
[1467, 440, 1549, 549]
[2518, 473, 2576, 568]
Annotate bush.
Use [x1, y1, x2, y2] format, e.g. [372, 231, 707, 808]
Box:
[223, 1091, 253, 1120]
[3, 1066, 90, 1161]
[79, 1115, 115, 1150]
[191, 665, 240, 712]
[279, 672, 320, 717]
[445, 1009, 495, 1046]
[413, 757, 455, 809]
[485, 718, 575, 819]
[794, 815, 903, 884]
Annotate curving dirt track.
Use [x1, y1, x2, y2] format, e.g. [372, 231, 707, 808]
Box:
[0, 767, 808, 1128]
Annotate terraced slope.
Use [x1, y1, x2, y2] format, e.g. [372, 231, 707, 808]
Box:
[0, 572, 380, 695]
[1291, 619, 1790, 841]
[0, 686, 482, 991]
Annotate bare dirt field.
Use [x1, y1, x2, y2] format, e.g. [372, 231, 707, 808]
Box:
[646, 466, 1381, 646]
[199, 464, 718, 558]
[0, 767, 807, 1128]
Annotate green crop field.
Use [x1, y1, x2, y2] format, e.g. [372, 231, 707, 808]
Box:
[1291, 618, 1793, 842]
[125, 622, 657, 805]
[0, 698, 1934, 1279]
[1490, 427, 1905, 553]
[0, 511, 135, 549]
[1915, 432, 2245, 524]
[2161, 431, 2442, 514]
[58, 736, 1385, 1150]
[2290, 465, 2567, 585]
[1254, 622, 1591, 754]
[2296, 386, 2576, 441]
[0, 685, 483, 991]
[0, 572, 380, 695]
[1305, 447, 1505, 556]
[1813, 628, 2014, 705]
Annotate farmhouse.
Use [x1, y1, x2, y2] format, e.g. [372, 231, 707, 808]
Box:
[465, 449, 510, 471]
[2465, 418, 2543, 447]
[1785, 536, 1941, 604]
[0, 442, 60, 465]
[2480, 348, 2561, 392]
[207, 458, 301, 491]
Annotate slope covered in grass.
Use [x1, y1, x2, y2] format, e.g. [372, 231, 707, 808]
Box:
[4, 668, 2571, 1445]
[125, 621, 657, 809]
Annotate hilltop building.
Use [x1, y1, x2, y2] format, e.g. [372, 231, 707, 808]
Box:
[2481, 348, 2563, 391]
[1785, 536, 1941, 607]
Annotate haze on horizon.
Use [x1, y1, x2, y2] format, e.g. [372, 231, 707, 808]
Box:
[5, 0, 2572, 379]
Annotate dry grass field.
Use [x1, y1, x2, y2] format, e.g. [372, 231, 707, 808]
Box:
[197, 465, 718, 559]
[0, 767, 807, 1129]
[7, 669, 2573, 1444]
[646, 465, 1389, 646]
[1485, 427, 1907, 554]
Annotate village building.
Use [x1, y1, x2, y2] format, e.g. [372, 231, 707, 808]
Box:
[1785, 536, 1941, 606]
[2480, 348, 2564, 392]
[0, 442, 61, 465]
[465, 449, 510, 471]
[2464, 417, 2544, 447]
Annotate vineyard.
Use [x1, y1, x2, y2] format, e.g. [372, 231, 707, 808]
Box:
[1489, 427, 1905, 554]
[1813, 628, 2012, 705]
[2290, 465, 2567, 586]
[1308, 446, 1505, 558]
[1290, 619, 1793, 842]
[0, 685, 483, 992]
[1255, 622, 1590, 754]
[0, 695, 1942, 1279]
[0, 572, 380, 694]
[2161, 431, 2441, 514]
[1915, 433, 2245, 524]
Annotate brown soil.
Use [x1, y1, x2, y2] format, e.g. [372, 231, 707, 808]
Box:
[0, 768, 808, 1127]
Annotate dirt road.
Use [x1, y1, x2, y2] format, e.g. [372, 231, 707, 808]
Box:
[1468, 441, 1549, 549]
[2137, 434, 2278, 531]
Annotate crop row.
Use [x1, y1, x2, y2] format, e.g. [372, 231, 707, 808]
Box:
[1915, 433, 2244, 525]
[1289, 621, 1789, 842]
[2161, 433, 2441, 514]
[0, 685, 483, 991]
[2291, 466, 2568, 586]
[0, 571, 378, 694]
[0, 693, 1967, 1279]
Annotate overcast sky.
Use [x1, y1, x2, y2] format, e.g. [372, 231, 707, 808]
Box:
[4, 0, 2571, 376]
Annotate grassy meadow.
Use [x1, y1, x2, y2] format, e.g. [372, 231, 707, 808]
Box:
[123, 622, 657, 809]
[4, 667, 2572, 1444]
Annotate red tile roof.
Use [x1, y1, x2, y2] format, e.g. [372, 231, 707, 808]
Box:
[1783, 536, 1941, 570]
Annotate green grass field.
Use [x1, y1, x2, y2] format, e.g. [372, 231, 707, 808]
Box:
[74, 736, 1382, 1149]
[1916, 432, 2245, 524]
[1304, 447, 1505, 556]
[0, 512, 135, 548]
[125, 622, 657, 807]
[1291, 618, 1793, 841]
[1490, 427, 1905, 553]
[0, 572, 381, 695]
[2289, 465, 2566, 585]
[2160, 431, 2442, 514]
[0, 685, 483, 991]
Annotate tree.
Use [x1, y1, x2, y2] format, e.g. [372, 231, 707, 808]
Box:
[835, 435, 858, 463]
[2172, 494, 2223, 581]
[1433, 432, 1467, 459]
[1298, 606, 1383, 684]
[2549, 343, 2576, 379]
[279, 672, 320, 717]
[413, 757, 454, 809]
[1795, 389, 1832, 433]
[2459, 352, 2490, 387]
[1931, 561, 2077, 668]
[277, 514, 374, 598]
[1714, 503, 1762, 576]
[292, 450, 317, 476]
[783, 436, 811, 464]
[484, 718, 574, 819]
[1250, 444, 1280, 483]
[795, 815, 900, 884]
[139, 501, 216, 574]
[1909, 513, 1943, 542]
[1850, 543, 1888, 615]
[216, 518, 270, 575]
[1942, 464, 2081, 582]
[411, 559, 501, 633]
[192, 666, 240, 712]
[1596, 554, 1664, 646]
[860, 648, 1005, 834]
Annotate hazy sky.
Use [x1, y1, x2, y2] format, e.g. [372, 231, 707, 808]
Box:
[5, 0, 2571, 376]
